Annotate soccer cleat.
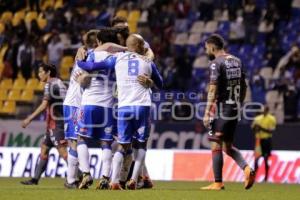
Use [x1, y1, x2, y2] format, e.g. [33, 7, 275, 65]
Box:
[78, 173, 93, 189]
[20, 178, 38, 185]
[96, 177, 110, 190]
[200, 182, 225, 190]
[137, 176, 154, 189]
[126, 179, 137, 190]
[64, 181, 79, 189]
[244, 166, 255, 190]
[110, 183, 123, 190]
[119, 181, 126, 189]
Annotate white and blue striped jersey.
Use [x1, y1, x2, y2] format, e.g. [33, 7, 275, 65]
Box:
[81, 50, 115, 107]
[77, 51, 163, 108]
[63, 63, 84, 108]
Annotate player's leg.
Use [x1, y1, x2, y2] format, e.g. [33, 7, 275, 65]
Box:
[77, 135, 93, 189]
[65, 139, 80, 188]
[126, 106, 151, 190]
[138, 163, 154, 189]
[96, 140, 112, 189]
[201, 134, 225, 190]
[110, 143, 131, 190]
[119, 147, 133, 188]
[201, 117, 225, 190]
[223, 118, 255, 189]
[77, 106, 94, 189]
[21, 142, 51, 185]
[64, 106, 81, 188]
[110, 106, 133, 190]
[127, 140, 147, 190]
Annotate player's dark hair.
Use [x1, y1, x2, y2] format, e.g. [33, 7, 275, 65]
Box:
[39, 63, 57, 77]
[85, 30, 99, 49]
[206, 34, 225, 50]
[97, 27, 119, 44]
[114, 26, 130, 42]
[111, 16, 127, 27]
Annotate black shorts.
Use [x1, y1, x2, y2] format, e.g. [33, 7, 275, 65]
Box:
[43, 127, 67, 147]
[260, 138, 272, 157]
[208, 104, 238, 143]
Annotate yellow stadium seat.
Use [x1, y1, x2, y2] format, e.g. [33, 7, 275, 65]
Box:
[128, 10, 141, 22]
[26, 78, 39, 90]
[20, 90, 34, 102]
[0, 79, 13, 90]
[0, 100, 3, 110]
[0, 100, 16, 114]
[1, 11, 13, 23]
[60, 67, 70, 80]
[128, 22, 138, 33]
[25, 11, 38, 24]
[0, 22, 5, 34]
[61, 56, 74, 69]
[7, 90, 21, 101]
[37, 17, 47, 29]
[15, 10, 26, 19]
[12, 78, 26, 90]
[0, 45, 8, 60]
[41, 0, 54, 11]
[36, 81, 45, 92]
[116, 9, 128, 18]
[0, 89, 7, 101]
[54, 0, 64, 9]
[0, 63, 4, 77]
[12, 10, 26, 26]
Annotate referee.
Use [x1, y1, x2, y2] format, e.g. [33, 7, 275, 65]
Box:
[251, 105, 276, 182]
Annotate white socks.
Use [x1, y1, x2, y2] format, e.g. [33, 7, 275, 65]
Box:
[67, 148, 78, 184]
[77, 141, 90, 173]
[111, 151, 124, 184]
[101, 148, 112, 178]
[131, 149, 146, 182]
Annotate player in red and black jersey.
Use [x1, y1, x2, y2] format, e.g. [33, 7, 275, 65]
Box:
[21, 63, 68, 185]
[201, 34, 255, 190]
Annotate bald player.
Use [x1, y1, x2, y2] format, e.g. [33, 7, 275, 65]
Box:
[77, 34, 163, 190]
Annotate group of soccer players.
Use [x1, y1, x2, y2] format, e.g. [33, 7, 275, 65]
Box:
[20, 16, 255, 191]
[21, 17, 160, 190]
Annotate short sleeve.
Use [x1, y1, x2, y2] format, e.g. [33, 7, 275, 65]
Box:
[43, 82, 51, 101]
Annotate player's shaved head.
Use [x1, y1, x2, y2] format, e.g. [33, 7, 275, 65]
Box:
[126, 34, 145, 55]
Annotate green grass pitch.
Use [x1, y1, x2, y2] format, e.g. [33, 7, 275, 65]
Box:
[0, 178, 299, 200]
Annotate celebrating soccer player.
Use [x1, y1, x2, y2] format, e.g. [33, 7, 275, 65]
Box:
[77, 34, 163, 190]
[63, 30, 99, 189]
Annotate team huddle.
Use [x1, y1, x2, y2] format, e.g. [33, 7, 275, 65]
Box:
[20, 17, 255, 191]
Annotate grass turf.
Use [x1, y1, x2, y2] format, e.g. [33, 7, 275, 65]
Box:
[0, 178, 299, 200]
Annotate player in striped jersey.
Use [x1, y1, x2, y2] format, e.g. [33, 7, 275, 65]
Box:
[63, 30, 99, 189]
[77, 34, 163, 190]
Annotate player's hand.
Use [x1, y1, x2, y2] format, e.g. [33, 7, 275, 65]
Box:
[138, 74, 153, 88]
[75, 46, 87, 61]
[76, 72, 91, 88]
[203, 113, 210, 129]
[22, 117, 31, 128]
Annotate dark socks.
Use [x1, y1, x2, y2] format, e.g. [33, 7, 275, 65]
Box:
[212, 149, 223, 182]
[33, 157, 48, 181]
[225, 146, 248, 170]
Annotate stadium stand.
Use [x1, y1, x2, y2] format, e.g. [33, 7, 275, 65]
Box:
[0, 0, 300, 122]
